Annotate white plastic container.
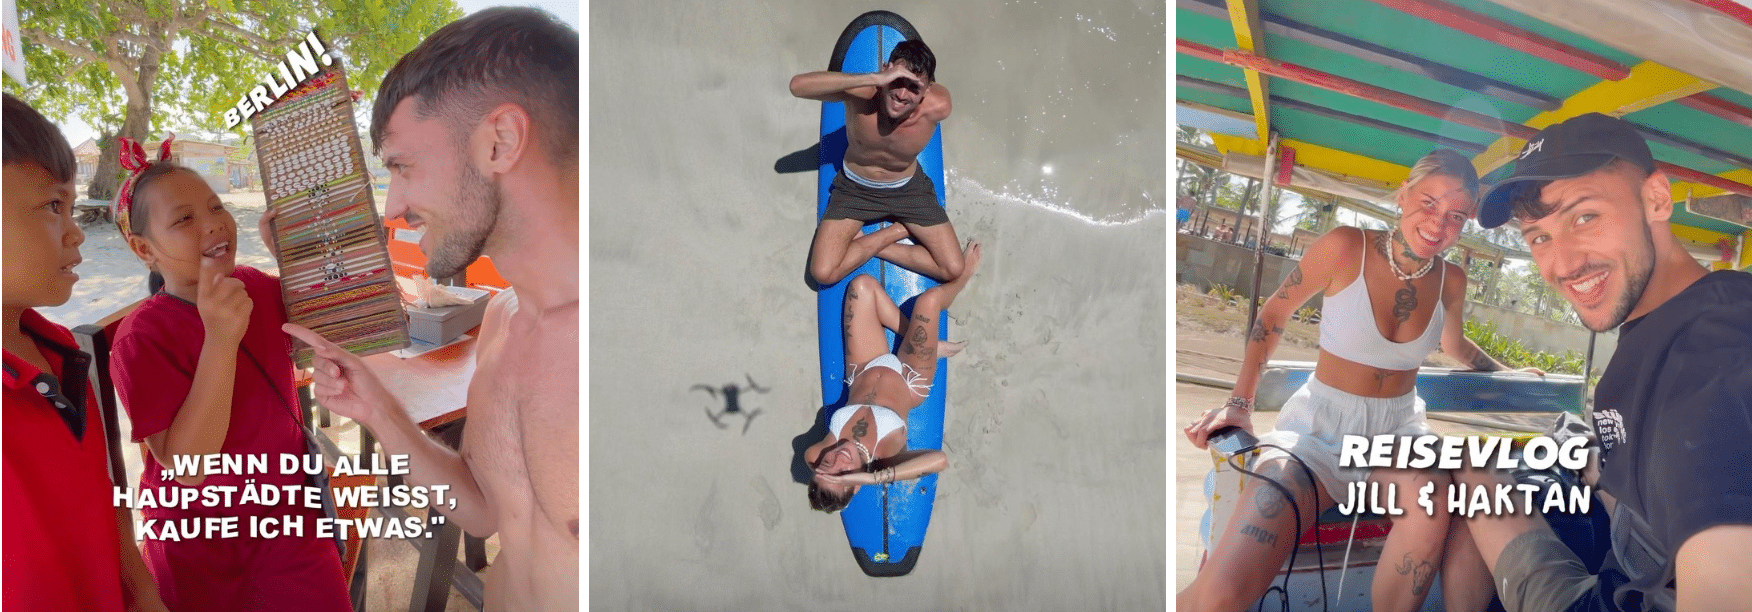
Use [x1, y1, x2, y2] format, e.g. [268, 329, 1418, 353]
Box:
[405, 286, 491, 345]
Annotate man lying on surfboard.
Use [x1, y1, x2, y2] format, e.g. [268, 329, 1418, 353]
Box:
[790, 39, 965, 286]
[805, 241, 981, 511]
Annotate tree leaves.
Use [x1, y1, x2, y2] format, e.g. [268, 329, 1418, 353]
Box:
[13, 0, 463, 137]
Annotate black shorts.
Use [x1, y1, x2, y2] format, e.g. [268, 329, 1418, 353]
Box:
[822, 168, 949, 227]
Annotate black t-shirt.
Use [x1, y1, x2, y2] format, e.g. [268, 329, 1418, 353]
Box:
[1592, 270, 1752, 611]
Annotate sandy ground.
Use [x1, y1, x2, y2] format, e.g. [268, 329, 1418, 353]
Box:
[38, 189, 488, 611]
[589, 0, 1165, 609]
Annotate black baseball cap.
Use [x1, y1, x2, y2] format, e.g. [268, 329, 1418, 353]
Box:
[1478, 113, 1656, 228]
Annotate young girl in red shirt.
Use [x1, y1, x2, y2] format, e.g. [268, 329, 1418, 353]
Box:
[109, 136, 352, 611]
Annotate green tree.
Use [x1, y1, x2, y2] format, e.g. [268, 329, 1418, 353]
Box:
[7, 0, 463, 200]
[1176, 126, 1222, 214]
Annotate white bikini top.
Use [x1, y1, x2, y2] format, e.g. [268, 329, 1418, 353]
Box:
[1318, 232, 1444, 371]
[829, 404, 906, 442]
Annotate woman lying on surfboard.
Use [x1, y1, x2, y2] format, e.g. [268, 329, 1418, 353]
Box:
[1180, 149, 1540, 612]
[806, 241, 981, 512]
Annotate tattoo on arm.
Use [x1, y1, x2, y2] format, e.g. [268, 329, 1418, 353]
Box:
[1467, 349, 1500, 371]
[1275, 265, 1304, 300]
[1248, 320, 1284, 344]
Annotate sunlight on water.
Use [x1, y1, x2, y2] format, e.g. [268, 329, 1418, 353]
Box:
[950, 170, 1165, 227]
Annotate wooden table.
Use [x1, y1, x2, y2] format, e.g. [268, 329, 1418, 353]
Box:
[351, 333, 486, 612]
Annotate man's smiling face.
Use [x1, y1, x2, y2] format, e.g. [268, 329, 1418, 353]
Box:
[1518, 163, 1660, 332]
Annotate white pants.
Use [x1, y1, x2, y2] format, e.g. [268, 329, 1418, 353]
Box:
[1255, 376, 1432, 497]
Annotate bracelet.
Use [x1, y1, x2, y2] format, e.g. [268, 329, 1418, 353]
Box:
[1223, 397, 1254, 412]
[884, 466, 896, 484]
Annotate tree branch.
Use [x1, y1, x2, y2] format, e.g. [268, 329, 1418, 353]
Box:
[21, 28, 109, 65]
[203, 16, 302, 58]
[107, 0, 151, 24]
[22, 28, 147, 103]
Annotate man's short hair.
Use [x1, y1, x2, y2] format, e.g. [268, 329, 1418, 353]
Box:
[370, 7, 579, 164]
[2, 93, 77, 182]
[888, 40, 936, 83]
[1510, 158, 1649, 224]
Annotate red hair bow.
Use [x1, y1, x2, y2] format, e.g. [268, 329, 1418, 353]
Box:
[112, 132, 175, 238]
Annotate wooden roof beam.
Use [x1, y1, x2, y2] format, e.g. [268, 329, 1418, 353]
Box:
[1681, 0, 1752, 28]
[1176, 39, 1752, 198]
[1362, 0, 1630, 81]
[1678, 93, 1752, 130]
[1178, 39, 1534, 138]
[1226, 0, 1272, 141]
[1178, 0, 1560, 111]
[1470, 61, 1716, 175]
[1177, 75, 1488, 154]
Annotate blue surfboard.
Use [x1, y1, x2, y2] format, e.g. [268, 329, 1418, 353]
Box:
[815, 10, 947, 578]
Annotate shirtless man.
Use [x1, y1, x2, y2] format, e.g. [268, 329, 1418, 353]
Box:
[281, 8, 579, 610]
[791, 39, 965, 286]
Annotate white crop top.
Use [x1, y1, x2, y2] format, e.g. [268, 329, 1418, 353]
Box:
[1317, 234, 1444, 370]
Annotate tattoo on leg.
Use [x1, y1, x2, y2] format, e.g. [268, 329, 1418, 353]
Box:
[1275, 265, 1304, 300]
[842, 302, 854, 338]
[1254, 482, 1289, 519]
[1391, 277, 1418, 323]
[1240, 524, 1278, 547]
[900, 325, 924, 356]
[1394, 554, 1437, 596]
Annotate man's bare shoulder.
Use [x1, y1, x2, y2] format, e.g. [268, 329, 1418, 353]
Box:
[924, 82, 951, 122]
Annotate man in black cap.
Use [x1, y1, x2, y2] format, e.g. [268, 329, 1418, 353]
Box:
[1444, 112, 1752, 612]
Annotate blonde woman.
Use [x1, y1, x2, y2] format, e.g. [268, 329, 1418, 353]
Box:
[1180, 149, 1537, 611]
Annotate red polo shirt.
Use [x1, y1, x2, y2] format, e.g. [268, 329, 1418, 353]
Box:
[3, 309, 127, 611]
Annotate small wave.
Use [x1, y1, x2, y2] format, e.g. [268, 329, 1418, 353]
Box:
[948, 170, 1165, 227]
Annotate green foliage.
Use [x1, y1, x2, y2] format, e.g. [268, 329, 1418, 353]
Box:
[1206, 283, 1238, 306]
[1294, 306, 1320, 323]
[11, 0, 466, 136]
[1462, 319, 1588, 375]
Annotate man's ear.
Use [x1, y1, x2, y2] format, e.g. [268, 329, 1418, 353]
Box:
[1642, 170, 1672, 224]
[471, 103, 531, 176]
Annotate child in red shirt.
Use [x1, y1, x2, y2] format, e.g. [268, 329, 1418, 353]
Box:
[108, 136, 352, 611]
[2, 93, 167, 611]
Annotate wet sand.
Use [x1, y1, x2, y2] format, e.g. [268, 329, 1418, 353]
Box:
[588, 0, 1166, 609]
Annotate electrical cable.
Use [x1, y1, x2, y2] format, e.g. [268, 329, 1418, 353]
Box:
[1221, 443, 1331, 612]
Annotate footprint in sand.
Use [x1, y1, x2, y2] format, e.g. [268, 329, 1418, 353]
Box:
[752, 477, 781, 531]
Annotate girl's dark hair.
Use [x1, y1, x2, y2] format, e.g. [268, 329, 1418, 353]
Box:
[808, 480, 854, 513]
[888, 40, 936, 82]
